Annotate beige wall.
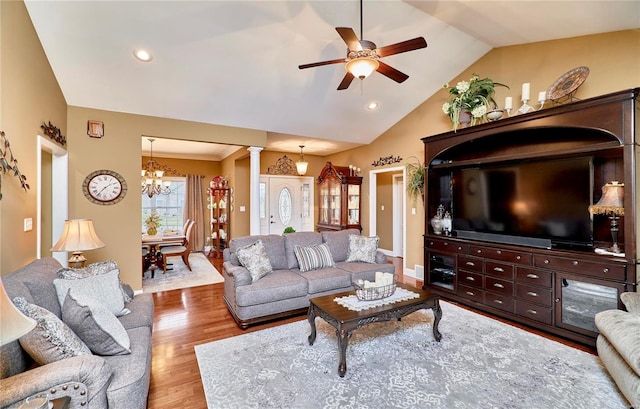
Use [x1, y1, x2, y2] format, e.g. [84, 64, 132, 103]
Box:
[376, 172, 394, 250]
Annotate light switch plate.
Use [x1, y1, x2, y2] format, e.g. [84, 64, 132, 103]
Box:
[24, 218, 33, 232]
[239, 206, 246, 212]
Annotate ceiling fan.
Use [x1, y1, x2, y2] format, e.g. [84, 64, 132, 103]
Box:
[298, 0, 427, 90]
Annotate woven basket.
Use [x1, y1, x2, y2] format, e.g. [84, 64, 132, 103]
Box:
[353, 276, 398, 301]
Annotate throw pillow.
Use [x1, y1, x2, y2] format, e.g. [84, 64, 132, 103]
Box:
[236, 240, 273, 282]
[53, 269, 130, 317]
[294, 243, 335, 273]
[62, 289, 131, 356]
[56, 260, 133, 303]
[346, 234, 379, 263]
[13, 297, 91, 365]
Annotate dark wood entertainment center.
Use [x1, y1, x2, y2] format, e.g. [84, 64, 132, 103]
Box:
[422, 88, 639, 346]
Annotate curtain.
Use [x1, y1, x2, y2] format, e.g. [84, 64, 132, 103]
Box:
[184, 174, 205, 252]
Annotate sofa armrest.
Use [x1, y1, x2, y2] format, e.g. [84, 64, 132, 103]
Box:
[621, 292, 640, 316]
[0, 355, 112, 409]
[121, 283, 135, 301]
[375, 250, 387, 264]
[222, 262, 252, 287]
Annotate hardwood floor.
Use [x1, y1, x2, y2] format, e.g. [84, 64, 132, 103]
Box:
[147, 256, 595, 409]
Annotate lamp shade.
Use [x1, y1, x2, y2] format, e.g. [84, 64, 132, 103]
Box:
[346, 57, 379, 79]
[296, 160, 308, 176]
[589, 181, 625, 216]
[50, 219, 106, 252]
[0, 280, 36, 346]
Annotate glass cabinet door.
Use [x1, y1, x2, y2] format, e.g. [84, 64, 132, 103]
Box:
[347, 184, 360, 225]
[319, 183, 329, 224]
[329, 179, 341, 225]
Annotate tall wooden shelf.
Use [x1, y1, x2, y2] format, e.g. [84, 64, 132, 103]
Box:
[421, 88, 639, 346]
[316, 162, 362, 232]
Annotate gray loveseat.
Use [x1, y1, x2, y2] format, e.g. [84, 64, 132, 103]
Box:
[223, 229, 395, 328]
[0, 257, 154, 409]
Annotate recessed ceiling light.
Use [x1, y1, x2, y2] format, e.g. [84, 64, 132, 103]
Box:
[133, 49, 153, 62]
[367, 102, 379, 111]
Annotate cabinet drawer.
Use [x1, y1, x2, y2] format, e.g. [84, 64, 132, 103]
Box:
[425, 238, 468, 254]
[485, 261, 514, 280]
[485, 277, 514, 296]
[459, 271, 483, 288]
[515, 283, 552, 307]
[515, 300, 553, 325]
[484, 293, 514, 313]
[459, 255, 482, 273]
[533, 255, 625, 280]
[470, 246, 531, 265]
[458, 284, 484, 302]
[516, 267, 552, 288]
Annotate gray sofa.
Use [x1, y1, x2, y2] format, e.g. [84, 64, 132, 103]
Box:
[595, 291, 640, 408]
[223, 229, 395, 328]
[0, 257, 154, 409]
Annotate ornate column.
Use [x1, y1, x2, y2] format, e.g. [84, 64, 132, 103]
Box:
[248, 147, 263, 235]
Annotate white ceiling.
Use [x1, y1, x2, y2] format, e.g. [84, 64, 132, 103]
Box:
[25, 1, 639, 158]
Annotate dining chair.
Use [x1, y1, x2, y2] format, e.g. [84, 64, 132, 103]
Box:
[158, 218, 191, 249]
[161, 220, 195, 273]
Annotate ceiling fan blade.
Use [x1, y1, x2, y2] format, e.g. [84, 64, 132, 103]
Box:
[337, 72, 355, 90]
[298, 58, 346, 70]
[336, 27, 362, 51]
[376, 37, 427, 58]
[376, 61, 409, 83]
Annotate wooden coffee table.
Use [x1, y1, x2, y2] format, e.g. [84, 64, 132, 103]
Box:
[307, 283, 442, 377]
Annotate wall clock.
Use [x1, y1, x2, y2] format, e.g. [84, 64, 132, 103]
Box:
[82, 169, 127, 205]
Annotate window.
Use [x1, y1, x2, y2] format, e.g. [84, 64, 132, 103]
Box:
[142, 177, 186, 232]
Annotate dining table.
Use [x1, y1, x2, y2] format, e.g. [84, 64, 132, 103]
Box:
[142, 231, 186, 277]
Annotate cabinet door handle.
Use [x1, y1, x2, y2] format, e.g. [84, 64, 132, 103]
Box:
[516, 255, 522, 260]
[465, 276, 476, 281]
[526, 291, 538, 297]
[544, 259, 550, 264]
[466, 291, 475, 296]
[457, 246, 463, 251]
[493, 283, 505, 289]
[493, 267, 505, 272]
[526, 273, 539, 279]
[494, 299, 503, 304]
[466, 261, 476, 267]
[527, 309, 538, 315]
[572, 260, 579, 266]
[496, 250, 502, 255]
[603, 268, 609, 274]
[476, 250, 482, 254]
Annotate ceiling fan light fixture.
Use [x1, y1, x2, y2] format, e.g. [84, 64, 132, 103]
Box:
[346, 56, 379, 80]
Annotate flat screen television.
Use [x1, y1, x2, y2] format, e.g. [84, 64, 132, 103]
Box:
[450, 156, 593, 249]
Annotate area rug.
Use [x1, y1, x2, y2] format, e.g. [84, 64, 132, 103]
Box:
[142, 252, 223, 293]
[195, 301, 628, 409]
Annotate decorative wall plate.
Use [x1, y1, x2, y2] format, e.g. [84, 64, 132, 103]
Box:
[547, 66, 589, 101]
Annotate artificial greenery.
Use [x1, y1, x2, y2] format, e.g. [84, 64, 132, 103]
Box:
[442, 74, 509, 131]
[406, 157, 426, 207]
[0, 131, 30, 201]
[144, 211, 162, 234]
[283, 226, 296, 234]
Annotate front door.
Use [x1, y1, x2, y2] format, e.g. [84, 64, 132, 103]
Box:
[260, 176, 314, 234]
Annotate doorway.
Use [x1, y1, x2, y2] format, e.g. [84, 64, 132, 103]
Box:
[259, 175, 314, 234]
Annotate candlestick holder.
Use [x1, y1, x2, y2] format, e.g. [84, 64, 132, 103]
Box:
[506, 98, 546, 117]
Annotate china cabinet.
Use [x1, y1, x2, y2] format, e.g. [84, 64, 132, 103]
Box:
[209, 187, 230, 258]
[317, 162, 362, 232]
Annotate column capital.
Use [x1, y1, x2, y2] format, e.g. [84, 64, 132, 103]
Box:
[247, 146, 264, 154]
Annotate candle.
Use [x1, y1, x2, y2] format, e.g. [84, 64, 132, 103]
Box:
[505, 97, 513, 110]
[538, 91, 547, 103]
[522, 83, 530, 101]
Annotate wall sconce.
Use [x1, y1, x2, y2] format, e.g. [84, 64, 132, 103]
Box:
[50, 219, 106, 267]
[589, 181, 624, 254]
[296, 145, 308, 176]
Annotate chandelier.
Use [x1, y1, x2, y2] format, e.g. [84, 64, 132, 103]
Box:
[296, 145, 308, 176]
[141, 138, 171, 198]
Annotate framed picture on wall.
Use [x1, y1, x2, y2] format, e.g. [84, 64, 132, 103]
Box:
[87, 120, 104, 138]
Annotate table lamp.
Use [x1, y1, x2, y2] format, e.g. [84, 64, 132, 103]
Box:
[588, 181, 624, 253]
[1, 280, 36, 346]
[50, 219, 105, 268]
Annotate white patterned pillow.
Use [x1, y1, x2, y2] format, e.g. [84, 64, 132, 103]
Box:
[56, 260, 132, 303]
[62, 289, 131, 356]
[54, 269, 130, 317]
[294, 243, 335, 272]
[346, 235, 379, 263]
[13, 297, 91, 365]
[236, 240, 273, 282]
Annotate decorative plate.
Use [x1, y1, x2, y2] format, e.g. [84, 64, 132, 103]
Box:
[547, 66, 590, 101]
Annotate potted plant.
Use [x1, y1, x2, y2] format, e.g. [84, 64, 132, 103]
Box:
[406, 157, 425, 207]
[283, 226, 296, 234]
[442, 74, 509, 131]
[144, 211, 162, 235]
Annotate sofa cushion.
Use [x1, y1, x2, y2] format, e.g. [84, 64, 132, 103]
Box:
[346, 234, 380, 263]
[3, 257, 64, 318]
[230, 235, 288, 270]
[335, 260, 395, 282]
[595, 309, 640, 376]
[235, 270, 308, 307]
[62, 290, 131, 356]
[53, 270, 130, 317]
[294, 243, 335, 272]
[56, 260, 132, 303]
[321, 229, 361, 262]
[284, 232, 322, 269]
[297, 267, 353, 294]
[236, 239, 273, 282]
[13, 297, 92, 365]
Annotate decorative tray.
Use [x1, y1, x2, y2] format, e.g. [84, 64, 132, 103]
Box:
[547, 66, 590, 101]
[353, 275, 398, 301]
